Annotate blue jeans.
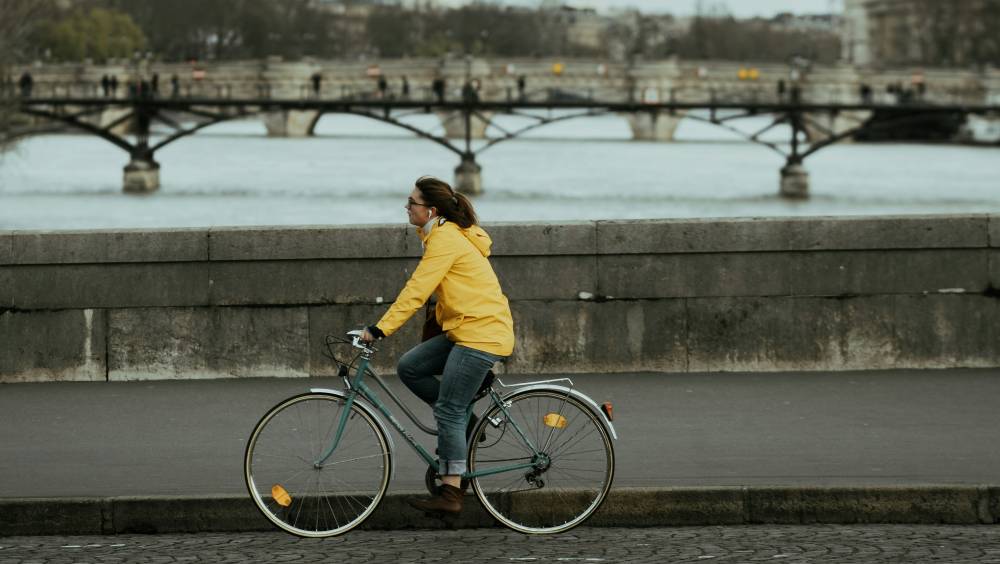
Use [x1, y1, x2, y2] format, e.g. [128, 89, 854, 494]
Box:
[397, 334, 503, 476]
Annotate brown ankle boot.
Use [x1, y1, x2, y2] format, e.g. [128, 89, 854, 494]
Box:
[408, 484, 463, 514]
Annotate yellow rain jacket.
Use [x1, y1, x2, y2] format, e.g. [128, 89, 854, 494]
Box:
[375, 220, 515, 357]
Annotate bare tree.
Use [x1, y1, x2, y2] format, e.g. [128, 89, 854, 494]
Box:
[0, 0, 53, 151]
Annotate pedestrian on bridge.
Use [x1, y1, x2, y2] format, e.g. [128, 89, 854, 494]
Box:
[432, 77, 446, 103]
[170, 74, 180, 98]
[377, 75, 388, 99]
[18, 71, 33, 97]
[311, 72, 322, 97]
[100, 75, 110, 97]
[109, 75, 119, 98]
[401, 75, 410, 100]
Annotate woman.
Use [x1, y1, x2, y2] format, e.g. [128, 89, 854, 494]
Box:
[362, 175, 515, 515]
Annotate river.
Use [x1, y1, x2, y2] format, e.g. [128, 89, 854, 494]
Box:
[1, 111, 997, 230]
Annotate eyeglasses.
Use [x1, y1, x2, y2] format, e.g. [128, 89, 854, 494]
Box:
[406, 198, 431, 209]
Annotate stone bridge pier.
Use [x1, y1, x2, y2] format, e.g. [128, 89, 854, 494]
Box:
[437, 111, 494, 140]
[803, 110, 873, 143]
[624, 111, 686, 141]
[263, 110, 322, 137]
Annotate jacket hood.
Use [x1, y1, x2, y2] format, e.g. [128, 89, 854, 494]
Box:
[418, 220, 493, 257]
[461, 224, 493, 257]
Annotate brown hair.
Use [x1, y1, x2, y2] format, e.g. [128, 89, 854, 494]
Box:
[415, 176, 478, 228]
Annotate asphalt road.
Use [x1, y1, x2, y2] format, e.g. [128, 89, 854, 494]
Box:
[2, 368, 998, 499]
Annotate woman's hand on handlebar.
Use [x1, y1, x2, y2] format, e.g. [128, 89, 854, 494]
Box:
[360, 325, 384, 344]
[360, 328, 375, 344]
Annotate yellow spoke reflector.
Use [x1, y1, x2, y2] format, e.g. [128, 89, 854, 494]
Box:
[543, 413, 567, 429]
[272, 484, 292, 507]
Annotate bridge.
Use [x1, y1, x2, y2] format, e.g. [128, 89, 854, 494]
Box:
[8, 58, 1000, 197]
[13, 93, 999, 197]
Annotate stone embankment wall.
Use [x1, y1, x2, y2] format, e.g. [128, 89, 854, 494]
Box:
[1, 216, 997, 383]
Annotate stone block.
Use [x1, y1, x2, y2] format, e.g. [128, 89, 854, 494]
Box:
[851, 486, 984, 524]
[989, 486, 1000, 524]
[492, 255, 597, 300]
[891, 294, 999, 369]
[11, 263, 210, 309]
[0, 230, 11, 265]
[791, 250, 989, 296]
[111, 495, 270, 534]
[990, 215, 1000, 248]
[0, 498, 105, 536]
[363, 494, 495, 530]
[11, 228, 208, 264]
[0, 309, 106, 383]
[838, 295, 898, 370]
[991, 249, 1000, 290]
[209, 258, 414, 306]
[209, 224, 416, 261]
[748, 486, 983, 525]
[591, 487, 744, 527]
[308, 304, 422, 376]
[107, 307, 309, 380]
[687, 297, 844, 372]
[598, 215, 989, 255]
[598, 253, 794, 299]
[485, 222, 596, 256]
[747, 487, 804, 524]
[0, 267, 11, 308]
[599, 250, 989, 300]
[506, 300, 687, 374]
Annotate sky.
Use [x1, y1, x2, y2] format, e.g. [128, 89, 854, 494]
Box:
[436, 1, 843, 17]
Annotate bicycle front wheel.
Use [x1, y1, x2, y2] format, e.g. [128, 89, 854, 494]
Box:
[468, 389, 614, 534]
[244, 392, 392, 537]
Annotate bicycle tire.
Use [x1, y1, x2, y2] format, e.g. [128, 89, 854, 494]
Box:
[468, 389, 614, 534]
[244, 392, 392, 537]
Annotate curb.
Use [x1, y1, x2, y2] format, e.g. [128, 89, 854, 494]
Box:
[2, 486, 999, 537]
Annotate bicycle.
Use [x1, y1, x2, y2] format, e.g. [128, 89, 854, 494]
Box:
[244, 329, 617, 537]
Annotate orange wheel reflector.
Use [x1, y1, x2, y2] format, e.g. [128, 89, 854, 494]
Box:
[543, 413, 567, 429]
[272, 484, 292, 507]
[601, 402, 614, 422]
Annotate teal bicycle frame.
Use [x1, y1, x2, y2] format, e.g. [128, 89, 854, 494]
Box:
[315, 340, 545, 481]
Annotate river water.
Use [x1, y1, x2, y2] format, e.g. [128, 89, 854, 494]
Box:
[1, 111, 997, 230]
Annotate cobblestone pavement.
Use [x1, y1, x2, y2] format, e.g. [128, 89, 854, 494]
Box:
[2, 525, 1000, 563]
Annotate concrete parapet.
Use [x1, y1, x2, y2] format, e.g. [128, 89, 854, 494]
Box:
[0, 230, 12, 265]
[597, 215, 990, 254]
[10, 263, 210, 309]
[10, 229, 208, 264]
[108, 308, 309, 381]
[1, 215, 998, 383]
[208, 258, 413, 306]
[488, 222, 595, 256]
[208, 224, 416, 261]
[0, 309, 106, 382]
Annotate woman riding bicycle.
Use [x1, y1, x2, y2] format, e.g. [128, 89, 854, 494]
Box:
[361, 175, 514, 516]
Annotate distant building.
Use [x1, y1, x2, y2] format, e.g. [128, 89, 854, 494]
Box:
[560, 7, 605, 51]
[841, 0, 991, 67]
[841, 0, 872, 64]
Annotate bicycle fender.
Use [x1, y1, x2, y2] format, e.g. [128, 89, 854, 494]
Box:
[310, 388, 397, 480]
[501, 384, 618, 440]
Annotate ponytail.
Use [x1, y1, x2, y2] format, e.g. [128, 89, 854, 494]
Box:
[414, 176, 478, 228]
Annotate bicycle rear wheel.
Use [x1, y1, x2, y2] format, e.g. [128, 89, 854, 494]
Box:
[468, 389, 614, 534]
[244, 392, 391, 537]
